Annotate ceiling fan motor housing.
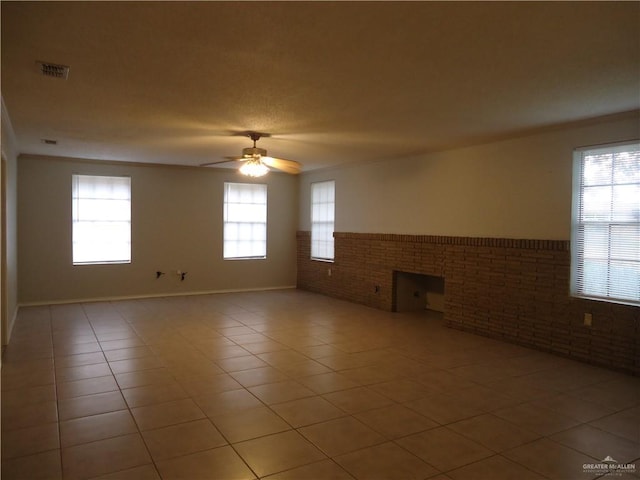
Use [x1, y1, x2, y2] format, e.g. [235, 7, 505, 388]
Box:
[242, 147, 267, 158]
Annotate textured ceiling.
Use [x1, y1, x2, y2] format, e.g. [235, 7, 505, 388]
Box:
[2, 1, 639, 171]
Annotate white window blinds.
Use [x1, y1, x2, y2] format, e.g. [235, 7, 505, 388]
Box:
[311, 180, 335, 261]
[224, 182, 267, 259]
[571, 141, 640, 306]
[72, 174, 131, 265]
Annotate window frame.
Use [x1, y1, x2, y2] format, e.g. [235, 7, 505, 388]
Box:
[223, 182, 268, 260]
[72, 174, 132, 266]
[570, 140, 640, 306]
[310, 180, 335, 262]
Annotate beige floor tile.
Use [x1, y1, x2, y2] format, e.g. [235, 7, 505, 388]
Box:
[54, 341, 102, 357]
[156, 445, 256, 480]
[54, 351, 107, 369]
[503, 438, 600, 480]
[323, 386, 394, 414]
[201, 345, 252, 361]
[276, 359, 333, 378]
[231, 366, 290, 387]
[297, 371, 360, 394]
[217, 326, 257, 337]
[256, 350, 310, 368]
[339, 365, 400, 385]
[1, 422, 60, 459]
[355, 403, 439, 439]
[90, 464, 161, 479]
[58, 391, 126, 421]
[108, 356, 165, 374]
[568, 381, 640, 411]
[335, 441, 439, 480]
[493, 403, 581, 436]
[1, 449, 62, 480]
[530, 392, 616, 422]
[103, 346, 156, 362]
[447, 454, 546, 480]
[1, 383, 57, 409]
[195, 388, 264, 417]
[298, 416, 386, 457]
[405, 392, 486, 425]
[99, 338, 146, 351]
[212, 406, 291, 443]
[167, 361, 225, 379]
[550, 424, 640, 464]
[3, 291, 640, 480]
[217, 354, 269, 372]
[590, 409, 640, 443]
[56, 363, 112, 383]
[296, 344, 345, 359]
[241, 340, 288, 355]
[227, 333, 269, 345]
[447, 413, 541, 452]
[60, 409, 138, 447]
[122, 381, 189, 408]
[449, 362, 514, 384]
[415, 369, 478, 393]
[452, 385, 522, 412]
[396, 426, 493, 471]
[95, 330, 139, 342]
[1, 368, 55, 390]
[1, 401, 59, 431]
[248, 380, 316, 405]
[52, 334, 96, 346]
[178, 372, 243, 396]
[235, 430, 326, 477]
[114, 368, 175, 389]
[271, 396, 347, 428]
[264, 459, 353, 480]
[57, 375, 119, 400]
[142, 418, 227, 461]
[483, 377, 554, 402]
[62, 433, 151, 480]
[370, 378, 436, 403]
[131, 398, 205, 431]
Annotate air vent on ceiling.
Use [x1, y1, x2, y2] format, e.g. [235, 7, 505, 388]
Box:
[36, 61, 70, 80]
[41, 139, 58, 145]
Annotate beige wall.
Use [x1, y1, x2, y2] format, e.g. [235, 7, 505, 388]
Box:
[18, 155, 298, 304]
[299, 113, 639, 240]
[1, 98, 19, 343]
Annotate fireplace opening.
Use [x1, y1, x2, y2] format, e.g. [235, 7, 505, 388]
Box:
[393, 271, 445, 313]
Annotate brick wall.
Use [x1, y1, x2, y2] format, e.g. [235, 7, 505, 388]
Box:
[297, 231, 639, 376]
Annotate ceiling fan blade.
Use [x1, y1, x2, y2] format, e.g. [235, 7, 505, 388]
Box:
[199, 157, 243, 167]
[261, 157, 302, 174]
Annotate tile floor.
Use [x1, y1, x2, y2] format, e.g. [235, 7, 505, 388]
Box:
[1, 289, 638, 480]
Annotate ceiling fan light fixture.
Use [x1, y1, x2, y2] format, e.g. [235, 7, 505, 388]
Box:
[239, 157, 269, 177]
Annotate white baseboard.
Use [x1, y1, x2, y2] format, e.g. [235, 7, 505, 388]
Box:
[18, 285, 297, 307]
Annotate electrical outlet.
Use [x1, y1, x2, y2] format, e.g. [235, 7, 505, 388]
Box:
[328, 268, 332, 277]
[584, 313, 593, 327]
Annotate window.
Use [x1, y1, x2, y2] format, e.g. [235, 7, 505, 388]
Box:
[72, 174, 131, 265]
[311, 180, 335, 261]
[224, 182, 267, 259]
[571, 141, 640, 306]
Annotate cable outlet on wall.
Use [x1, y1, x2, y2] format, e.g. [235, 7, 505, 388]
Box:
[327, 268, 332, 277]
[584, 313, 593, 327]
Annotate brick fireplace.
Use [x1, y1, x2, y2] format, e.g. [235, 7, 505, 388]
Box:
[297, 231, 639, 375]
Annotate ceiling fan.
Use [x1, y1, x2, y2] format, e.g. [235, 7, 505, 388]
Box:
[200, 131, 302, 176]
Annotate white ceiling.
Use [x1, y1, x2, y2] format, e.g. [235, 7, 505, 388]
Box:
[2, 1, 639, 172]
